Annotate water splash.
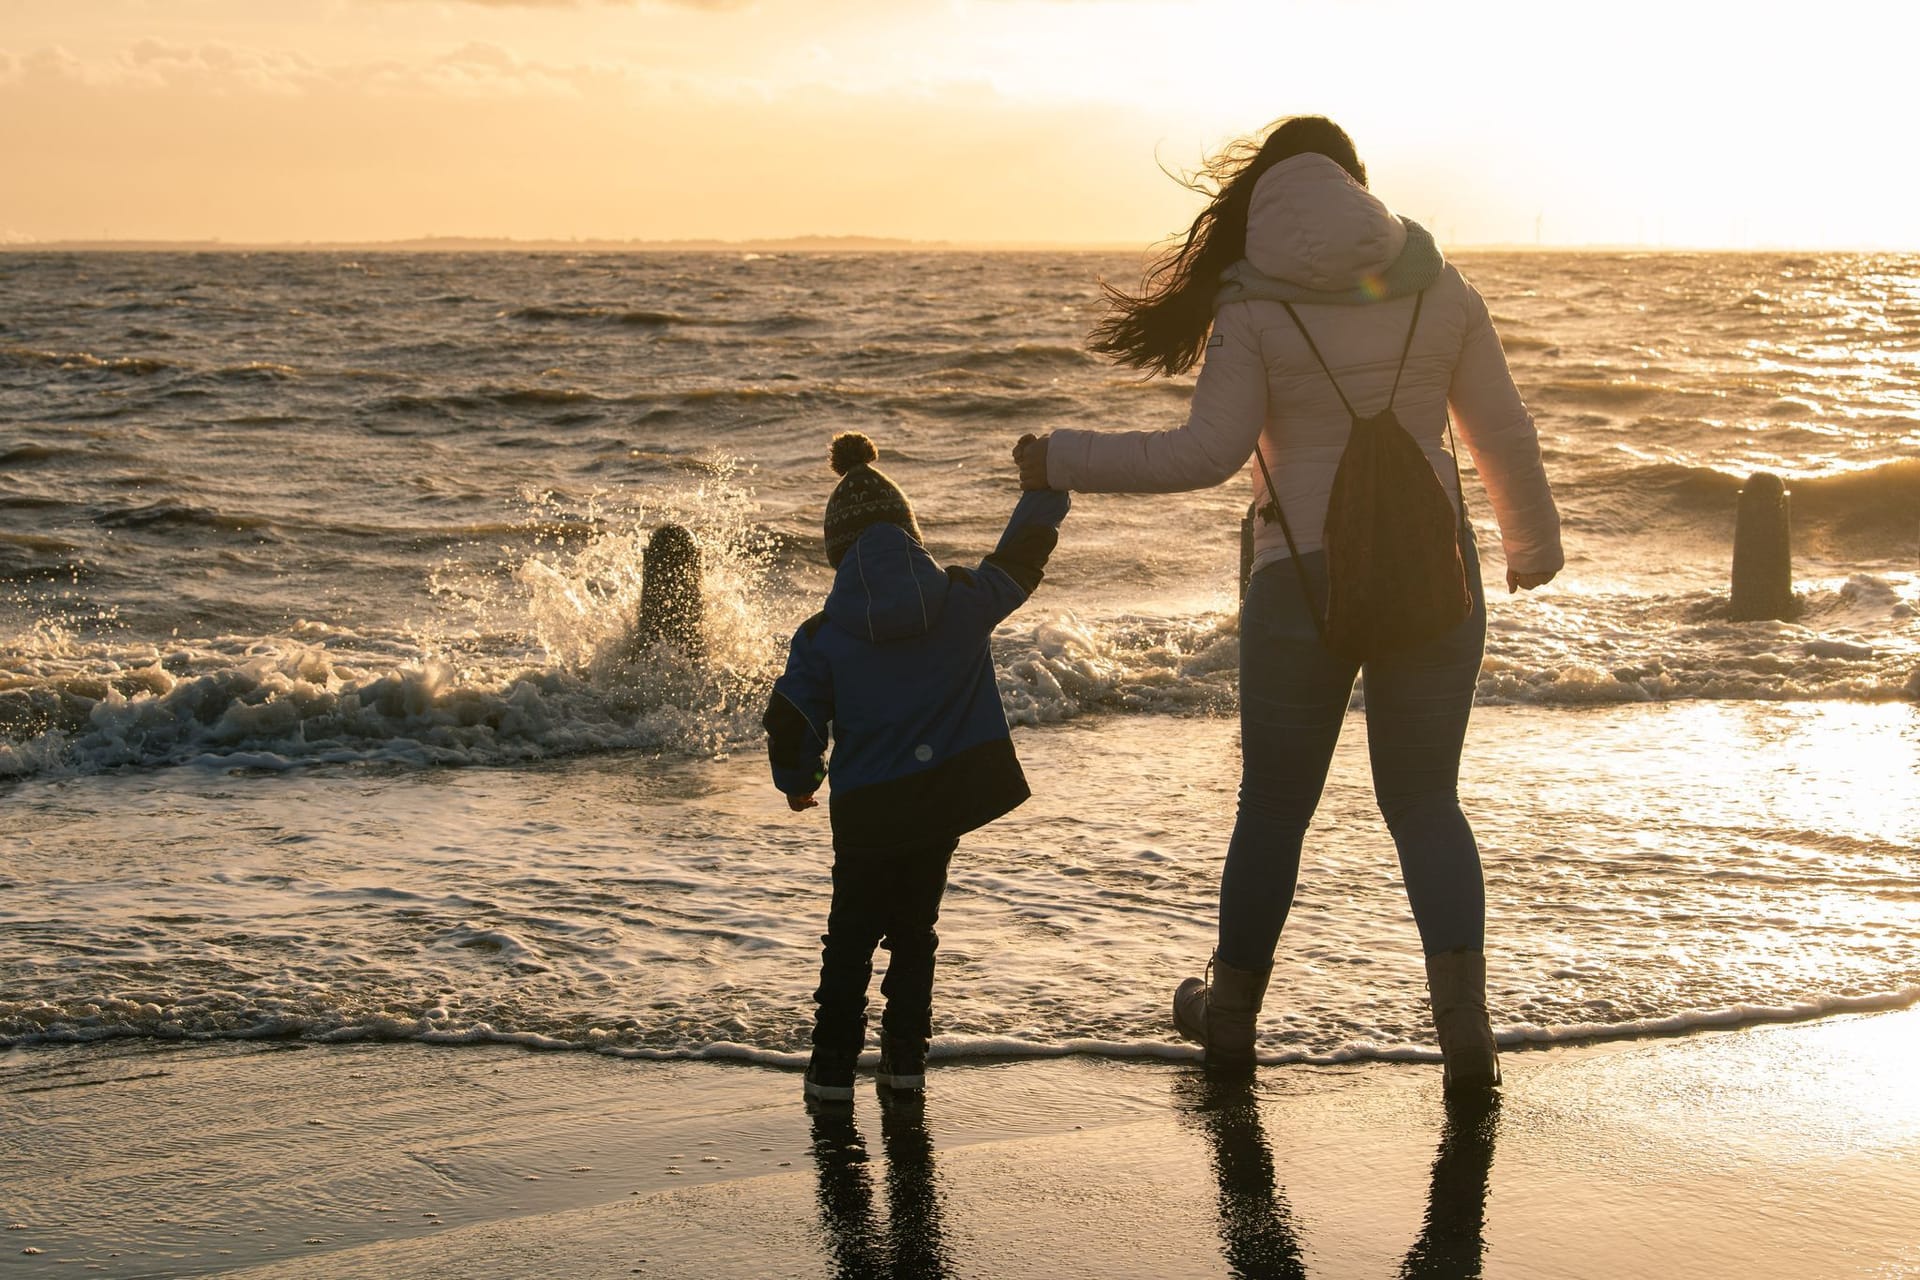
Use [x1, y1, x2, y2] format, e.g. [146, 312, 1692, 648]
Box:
[0, 463, 790, 776]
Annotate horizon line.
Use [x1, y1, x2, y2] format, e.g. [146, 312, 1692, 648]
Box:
[3, 234, 1911, 255]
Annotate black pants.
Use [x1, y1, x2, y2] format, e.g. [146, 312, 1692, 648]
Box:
[811, 835, 957, 1051]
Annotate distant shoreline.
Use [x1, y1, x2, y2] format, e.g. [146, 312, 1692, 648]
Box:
[0, 235, 1132, 254]
[0, 236, 1857, 255]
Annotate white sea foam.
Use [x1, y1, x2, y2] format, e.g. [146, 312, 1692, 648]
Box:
[14, 992, 1917, 1068]
[4, 574, 1914, 779]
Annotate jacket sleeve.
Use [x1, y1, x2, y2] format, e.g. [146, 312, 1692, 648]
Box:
[1045, 302, 1269, 493]
[944, 487, 1072, 633]
[763, 620, 832, 797]
[1446, 278, 1565, 577]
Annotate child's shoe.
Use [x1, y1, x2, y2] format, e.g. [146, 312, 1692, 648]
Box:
[804, 1047, 858, 1103]
[874, 1036, 928, 1091]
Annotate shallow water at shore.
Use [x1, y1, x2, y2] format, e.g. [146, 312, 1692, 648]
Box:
[6, 704, 1915, 1063]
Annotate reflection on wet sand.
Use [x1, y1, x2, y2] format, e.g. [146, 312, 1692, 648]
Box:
[1399, 1093, 1499, 1279]
[1177, 1075, 1500, 1280]
[809, 1093, 953, 1279]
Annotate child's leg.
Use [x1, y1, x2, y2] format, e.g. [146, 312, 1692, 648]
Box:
[813, 847, 887, 1052]
[876, 836, 958, 1042]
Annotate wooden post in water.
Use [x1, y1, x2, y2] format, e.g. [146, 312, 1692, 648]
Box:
[1729, 471, 1795, 621]
[633, 523, 706, 658]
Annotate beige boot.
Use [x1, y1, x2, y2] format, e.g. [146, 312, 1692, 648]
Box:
[1172, 956, 1272, 1072]
[1426, 949, 1500, 1092]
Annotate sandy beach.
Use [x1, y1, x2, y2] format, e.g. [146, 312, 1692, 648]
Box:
[6, 1008, 1918, 1278]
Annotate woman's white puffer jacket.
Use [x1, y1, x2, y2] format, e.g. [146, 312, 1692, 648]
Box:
[1046, 153, 1564, 578]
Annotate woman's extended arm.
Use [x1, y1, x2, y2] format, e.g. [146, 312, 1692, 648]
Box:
[1029, 303, 1269, 493]
[1446, 280, 1564, 588]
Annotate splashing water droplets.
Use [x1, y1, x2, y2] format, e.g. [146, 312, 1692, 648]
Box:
[424, 457, 787, 756]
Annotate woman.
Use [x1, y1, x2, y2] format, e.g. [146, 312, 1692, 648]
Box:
[1014, 116, 1562, 1089]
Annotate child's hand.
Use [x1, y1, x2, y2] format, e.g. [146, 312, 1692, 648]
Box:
[786, 793, 818, 812]
[1013, 433, 1051, 490]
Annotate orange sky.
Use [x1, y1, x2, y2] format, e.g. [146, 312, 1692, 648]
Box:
[2, 0, 1916, 248]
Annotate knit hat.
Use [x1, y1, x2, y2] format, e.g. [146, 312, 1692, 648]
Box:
[823, 432, 921, 568]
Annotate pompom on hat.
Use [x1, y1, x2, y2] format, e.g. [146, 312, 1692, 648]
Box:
[823, 432, 921, 567]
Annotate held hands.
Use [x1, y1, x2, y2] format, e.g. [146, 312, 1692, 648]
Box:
[1506, 568, 1557, 594]
[1013, 433, 1051, 491]
[786, 793, 818, 812]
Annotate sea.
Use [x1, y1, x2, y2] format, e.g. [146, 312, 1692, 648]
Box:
[2, 249, 1916, 1070]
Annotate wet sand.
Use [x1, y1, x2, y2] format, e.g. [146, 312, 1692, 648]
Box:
[5, 1010, 1918, 1277]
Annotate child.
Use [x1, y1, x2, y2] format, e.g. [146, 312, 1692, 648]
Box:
[764, 431, 1070, 1102]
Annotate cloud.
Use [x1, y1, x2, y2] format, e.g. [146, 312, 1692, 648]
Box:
[373, 0, 753, 8]
[0, 39, 638, 101]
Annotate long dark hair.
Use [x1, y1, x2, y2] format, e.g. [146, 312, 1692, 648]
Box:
[1089, 116, 1367, 378]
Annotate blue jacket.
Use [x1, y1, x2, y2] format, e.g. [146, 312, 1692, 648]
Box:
[763, 488, 1071, 852]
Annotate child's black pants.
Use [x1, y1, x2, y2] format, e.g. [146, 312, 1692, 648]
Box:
[811, 834, 957, 1051]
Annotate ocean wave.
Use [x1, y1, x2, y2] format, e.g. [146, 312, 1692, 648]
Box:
[0, 346, 175, 376]
[941, 342, 1102, 372]
[878, 389, 1085, 421]
[1562, 457, 1920, 556]
[89, 499, 281, 536]
[1534, 376, 1670, 405]
[0, 643, 760, 778]
[0, 531, 81, 555]
[0, 444, 78, 465]
[503, 304, 689, 326]
[7, 984, 1913, 1062]
[487, 385, 605, 407]
[207, 361, 300, 382]
[363, 391, 486, 417]
[4, 582, 1914, 778]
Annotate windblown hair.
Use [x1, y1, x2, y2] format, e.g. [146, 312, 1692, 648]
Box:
[1089, 116, 1367, 378]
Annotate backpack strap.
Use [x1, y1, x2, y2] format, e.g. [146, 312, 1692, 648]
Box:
[1248, 289, 1472, 634]
[1278, 290, 1425, 416]
[1250, 438, 1327, 637]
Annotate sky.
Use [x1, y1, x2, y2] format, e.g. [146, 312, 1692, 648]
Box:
[2, 0, 1917, 248]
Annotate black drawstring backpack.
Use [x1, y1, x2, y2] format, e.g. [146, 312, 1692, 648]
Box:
[1250, 290, 1472, 663]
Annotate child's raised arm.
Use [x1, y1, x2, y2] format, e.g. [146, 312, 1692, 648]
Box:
[944, 486, 1071, 634]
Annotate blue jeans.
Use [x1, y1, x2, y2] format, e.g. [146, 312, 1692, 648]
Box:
[1218, 537, 1487, 970]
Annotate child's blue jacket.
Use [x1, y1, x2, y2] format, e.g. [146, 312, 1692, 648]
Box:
[763, 488, 1070, 852]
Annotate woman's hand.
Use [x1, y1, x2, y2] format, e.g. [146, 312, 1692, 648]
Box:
[786, 793, 818, 812]
[1013, 433, 1051, 490]
[1507, 568, 1557, 594]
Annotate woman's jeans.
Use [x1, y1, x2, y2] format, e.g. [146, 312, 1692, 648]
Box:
[1218, 537, 1488, 970]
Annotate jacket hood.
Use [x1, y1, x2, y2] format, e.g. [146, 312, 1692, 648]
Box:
[1216, 218, 1442, 309]
[1239, 153, 1414, 293]
[824, 522, 950, 643]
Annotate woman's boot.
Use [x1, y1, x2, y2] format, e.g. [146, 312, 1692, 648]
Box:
[1173, 956, 1271, 1072]
[1425, 948, 1500, 1091]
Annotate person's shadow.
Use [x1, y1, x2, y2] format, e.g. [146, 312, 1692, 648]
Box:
[808, 1092, 953, 1279]
[1176, 1075, 1500, 1280]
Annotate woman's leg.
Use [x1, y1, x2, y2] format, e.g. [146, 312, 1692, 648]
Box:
[1216, 554, 1359, 972]
[1362, 538, 1489, 956]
